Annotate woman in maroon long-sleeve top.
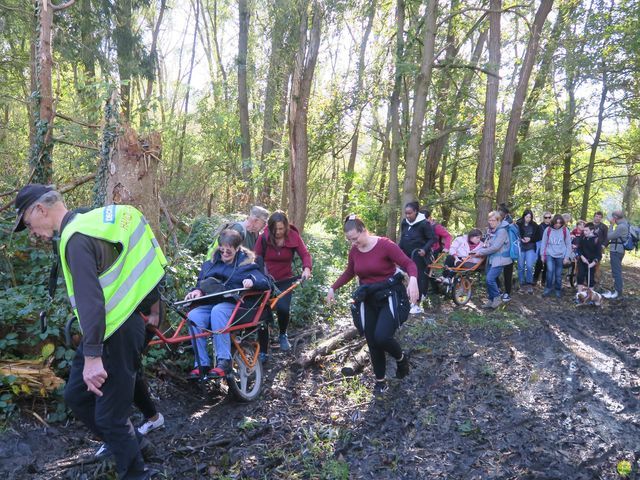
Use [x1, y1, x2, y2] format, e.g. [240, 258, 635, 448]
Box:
[255, 211, 312, 353]
[326, 215, 419, 396]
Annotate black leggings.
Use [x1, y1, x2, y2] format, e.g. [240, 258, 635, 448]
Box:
[409, 251, 429, 298]
[577, 262, 596, 287]
[273, 277, 297, 335]
[362, 296, 403, 380]
[135, 330, 158, 420]
[497, 263, 513, 295]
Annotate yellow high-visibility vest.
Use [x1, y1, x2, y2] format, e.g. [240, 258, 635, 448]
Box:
[59, 205, 167, 339]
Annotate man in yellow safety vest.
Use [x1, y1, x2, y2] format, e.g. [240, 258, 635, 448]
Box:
[14, 184, 166, 480]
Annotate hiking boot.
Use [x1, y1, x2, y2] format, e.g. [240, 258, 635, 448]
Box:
[527, 285, 534, 295]
[139, 436, 155, 461]
[396, 354, 410, 379]
[209, 359, 231, 378]
[187, 366, 211, 379]
[481, 299, 494, 309]
[138, 413, 164, 436]
[490, 297, 503, 309]
[409, 304, 423, 314]
[373, 381, 388, 396]
[501, 293, 511, 303]
[542, 289, 552, 297]
[279, 333, 291, 352]
[94, 443, 113, 459]
[555, 290, 562, 299]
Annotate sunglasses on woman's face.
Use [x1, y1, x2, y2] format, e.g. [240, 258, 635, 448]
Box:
[544, 216, 551, 219]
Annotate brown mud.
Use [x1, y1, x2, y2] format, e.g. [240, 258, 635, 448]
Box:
[1, 259, 639, 479]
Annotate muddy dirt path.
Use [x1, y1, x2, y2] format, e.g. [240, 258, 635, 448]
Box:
[2, 259, 639, 479]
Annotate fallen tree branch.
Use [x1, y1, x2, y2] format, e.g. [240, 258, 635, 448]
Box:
[294, 327, 359, 369]
[341, 344, 370, 377]
[159, 195, 190, 234]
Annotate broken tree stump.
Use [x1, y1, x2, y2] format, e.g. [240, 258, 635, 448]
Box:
[294, 327, 359, 369]
[341, 344, 370, 377]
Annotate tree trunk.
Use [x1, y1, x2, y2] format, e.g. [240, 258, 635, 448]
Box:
[512, 6, 565, 175]
[175, 0, 200, 182]
[402, 0, 438, 207]
[30, 0, 55, 184]
[105, 125, 163, 244]
[259, 1, 295, 206]
[238, 0, 253, 204]
[561, 74, 576, 211]
[580, 73, 608, 220]
[385, 0, 405, 240]
[114, 0, 134, 121]
[421, 0, 457, 198]
[93, 89, 119, 207]
[29, 0, 75, 184]
[142, 0, 167, 119]
[287, 0, 322, 231]
[496, 0, 554, 204]
[340, 0, 377, 217]
[622, 156, 639, 215]
[474, 0, 501, 227]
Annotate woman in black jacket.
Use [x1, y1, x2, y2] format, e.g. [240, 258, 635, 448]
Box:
[516, 208, 539, 294]
[398, 201, 435, 307]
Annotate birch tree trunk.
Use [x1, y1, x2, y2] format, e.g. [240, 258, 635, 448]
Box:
[496, 0, 554, 204]
[287, 0, 322, 231]
[402, 0, 438, 206]
[474, 0, 501, 227]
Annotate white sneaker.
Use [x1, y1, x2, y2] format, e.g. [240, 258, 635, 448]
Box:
[137, 413, 164, 435]
[409, 304, 423, 314]
[603, 290, 619, 299]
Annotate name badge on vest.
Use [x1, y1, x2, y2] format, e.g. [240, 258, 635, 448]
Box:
[103, 205, 116, 224]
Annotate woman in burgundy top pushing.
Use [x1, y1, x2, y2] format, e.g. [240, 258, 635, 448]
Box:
[255, 211, 312, 354]
[326, 215, 419, 396]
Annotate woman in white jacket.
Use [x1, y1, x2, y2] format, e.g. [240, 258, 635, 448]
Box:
[439, 229, 484, 283]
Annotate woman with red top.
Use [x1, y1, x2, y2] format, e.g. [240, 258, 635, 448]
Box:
[326, 215, 419, 396]
[255, 211, 312, 353]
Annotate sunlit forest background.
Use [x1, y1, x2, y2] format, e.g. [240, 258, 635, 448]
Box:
[1, 0, 638, 236]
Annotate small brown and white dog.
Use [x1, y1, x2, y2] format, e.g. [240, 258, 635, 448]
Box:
[575, 286, 602, 307]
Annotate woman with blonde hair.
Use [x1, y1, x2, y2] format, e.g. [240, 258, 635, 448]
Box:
[473, 211, 513, 309]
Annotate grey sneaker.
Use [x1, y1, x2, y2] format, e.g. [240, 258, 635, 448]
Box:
[481, 299, 494, 309]
[490, 297, 503, 309]
[501, 293, 511, 302]
[279, 333, 291, 352]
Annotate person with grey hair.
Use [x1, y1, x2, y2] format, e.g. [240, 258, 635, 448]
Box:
[231, 205, 270, 250]
[603, 210, 629, 299]
[13, 184, 167, 480]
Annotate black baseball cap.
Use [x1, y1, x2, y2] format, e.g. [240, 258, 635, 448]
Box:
[13, 184, 53, 232]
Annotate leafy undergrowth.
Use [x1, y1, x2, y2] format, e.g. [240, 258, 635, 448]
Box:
[1, 257, 640, 479]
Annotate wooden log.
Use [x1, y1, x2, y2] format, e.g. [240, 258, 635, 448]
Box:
[341, 344, 370, 377]
[294, 327, 359, 369]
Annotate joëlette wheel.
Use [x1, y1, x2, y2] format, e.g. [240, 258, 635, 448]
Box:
[227, 344, 263, 402]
